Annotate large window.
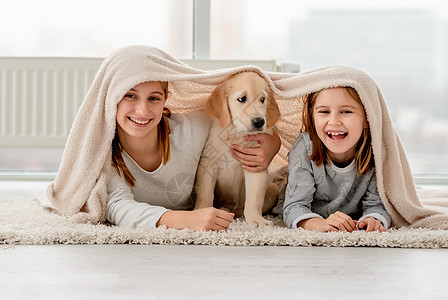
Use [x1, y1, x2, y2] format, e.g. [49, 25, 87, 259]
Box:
[210, 0, 448, 175]
[1, 0, 448, 177]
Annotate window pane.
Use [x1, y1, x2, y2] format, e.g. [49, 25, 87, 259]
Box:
[0, 0, 193, 173]
[211, 0, 448, 175]
[0, 0, 193, 58]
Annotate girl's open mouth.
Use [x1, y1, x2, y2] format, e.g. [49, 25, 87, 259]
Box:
[128, 117, 150, 126]
[327, 132, 347, 140]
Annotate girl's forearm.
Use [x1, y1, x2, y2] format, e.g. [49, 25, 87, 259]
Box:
[156, 210, 189, 230]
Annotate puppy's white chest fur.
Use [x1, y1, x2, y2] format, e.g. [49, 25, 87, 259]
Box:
[196, 119, 271, 217]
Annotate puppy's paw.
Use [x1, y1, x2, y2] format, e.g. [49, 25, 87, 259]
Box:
[245, 215, 273, 227]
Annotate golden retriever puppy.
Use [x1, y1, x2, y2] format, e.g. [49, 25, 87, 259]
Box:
[194, 71, 280, 226]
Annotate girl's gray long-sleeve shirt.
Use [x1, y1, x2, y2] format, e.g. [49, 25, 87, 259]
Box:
[283, 132, 391, 229]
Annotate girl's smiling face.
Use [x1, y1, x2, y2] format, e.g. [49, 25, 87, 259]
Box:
[116, 81, 167, 141]
[312, 87, 367, 166]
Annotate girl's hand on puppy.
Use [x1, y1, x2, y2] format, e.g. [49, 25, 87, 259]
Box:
[230, 130, 281, 172]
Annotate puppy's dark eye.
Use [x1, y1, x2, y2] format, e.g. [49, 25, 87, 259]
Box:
[260, 97, 265, 103]
[237, 96, 247, 103]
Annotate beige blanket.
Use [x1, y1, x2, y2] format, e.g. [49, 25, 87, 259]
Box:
[46, 45, 448, 229]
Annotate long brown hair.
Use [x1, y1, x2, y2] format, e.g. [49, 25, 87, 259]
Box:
[301, 87, 374, 175]
[112, 81, 171, 186]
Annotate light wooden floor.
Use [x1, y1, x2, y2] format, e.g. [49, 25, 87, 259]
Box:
[1, 180, 448, 299]
[1, 244, 448, 299]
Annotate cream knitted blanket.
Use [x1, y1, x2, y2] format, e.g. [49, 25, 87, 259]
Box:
[45, 45, 448, 229]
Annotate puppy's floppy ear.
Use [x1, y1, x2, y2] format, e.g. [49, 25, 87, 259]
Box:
[266, 87, 280, 128]
[205, 81, 231, 128]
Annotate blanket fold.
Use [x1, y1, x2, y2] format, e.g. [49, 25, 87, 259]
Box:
[46, 45, 448, 229]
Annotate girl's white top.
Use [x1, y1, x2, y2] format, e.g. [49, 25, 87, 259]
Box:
[107, 111, 211, 228]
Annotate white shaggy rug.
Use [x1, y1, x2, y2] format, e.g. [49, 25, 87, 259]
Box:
[0, 181, 448, 248]
[1, 181, 448, 248]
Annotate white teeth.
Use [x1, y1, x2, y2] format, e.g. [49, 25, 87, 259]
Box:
[129, 117, 149, 125]
[327, 132, 346, 138]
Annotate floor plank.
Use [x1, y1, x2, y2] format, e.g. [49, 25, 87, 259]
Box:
[1, 244, 447, 299]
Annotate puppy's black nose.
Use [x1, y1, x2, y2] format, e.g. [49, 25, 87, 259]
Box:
[252, 117, 265, 129]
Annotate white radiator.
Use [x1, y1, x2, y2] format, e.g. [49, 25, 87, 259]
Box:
[0, 57, 298, 148]
[0, 58, 103, 147]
